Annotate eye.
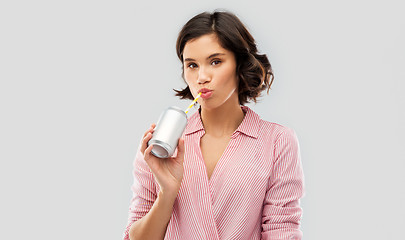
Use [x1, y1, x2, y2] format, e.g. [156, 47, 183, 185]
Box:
[211, 60, 222, 66]
[186, 63, 198, 69]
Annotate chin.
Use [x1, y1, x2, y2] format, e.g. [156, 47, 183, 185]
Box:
[199, 101, 223, 111]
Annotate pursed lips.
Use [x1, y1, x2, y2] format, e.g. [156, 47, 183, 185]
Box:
[198, 88, 213, 99]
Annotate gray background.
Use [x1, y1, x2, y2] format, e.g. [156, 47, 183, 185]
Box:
[1, 0, 404, 239]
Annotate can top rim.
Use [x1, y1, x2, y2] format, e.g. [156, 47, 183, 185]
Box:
[167, 106, 187, 118]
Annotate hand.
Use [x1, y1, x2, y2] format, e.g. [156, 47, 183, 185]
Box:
[140, 124, 185, 198]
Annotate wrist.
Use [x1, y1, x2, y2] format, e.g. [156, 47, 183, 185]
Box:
[158, 188, 179, 205]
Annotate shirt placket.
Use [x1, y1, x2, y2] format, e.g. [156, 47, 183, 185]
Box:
[195, 131, 220, 240]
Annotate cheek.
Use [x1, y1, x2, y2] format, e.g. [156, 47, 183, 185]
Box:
[219, 66, 238, 88]
[183, 71, 197, 93]
[184, 71, 193, 85]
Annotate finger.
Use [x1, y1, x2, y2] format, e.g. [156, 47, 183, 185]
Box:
[140, 132, 153, 153]
[149, 123, 156, 134]
[143, 124, 156, 138]
[145, 143, 154, 155]
[177, 138, 185, 154]
[150, 123, 156, 130]
[143, 143, 156, 165]
[175, 138, 185, 163]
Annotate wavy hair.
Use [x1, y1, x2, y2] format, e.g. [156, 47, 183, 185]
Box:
[174, 11, 274, 105]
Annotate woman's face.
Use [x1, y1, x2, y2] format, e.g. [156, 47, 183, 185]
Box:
[183, 33, 239, 110]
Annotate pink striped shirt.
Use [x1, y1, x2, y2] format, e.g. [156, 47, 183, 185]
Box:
[124, 106, 304, 240]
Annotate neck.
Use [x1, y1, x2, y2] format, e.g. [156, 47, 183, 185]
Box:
[200, 101, 245, 138]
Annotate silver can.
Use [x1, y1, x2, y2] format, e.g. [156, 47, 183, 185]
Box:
[148, 106, 188, 158]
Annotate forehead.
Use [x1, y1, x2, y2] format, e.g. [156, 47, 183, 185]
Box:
[183, 33, 231, 59]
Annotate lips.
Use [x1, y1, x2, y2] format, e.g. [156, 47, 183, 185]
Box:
[198, 88, 213, 99]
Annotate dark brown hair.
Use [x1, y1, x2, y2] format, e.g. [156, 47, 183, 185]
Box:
[174, 11, 274, 105]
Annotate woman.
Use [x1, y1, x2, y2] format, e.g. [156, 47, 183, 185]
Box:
[124, 11, 304, 240]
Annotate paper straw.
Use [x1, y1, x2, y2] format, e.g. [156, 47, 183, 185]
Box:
[184, 92, 202, 114]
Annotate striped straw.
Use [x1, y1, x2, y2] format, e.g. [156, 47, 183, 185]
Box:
[184, 92, 202, 114]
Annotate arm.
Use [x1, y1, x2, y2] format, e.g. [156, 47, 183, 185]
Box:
[124, 124, 185, 240]
[261, 128, 305, 240]
[129, 191, 177, 240]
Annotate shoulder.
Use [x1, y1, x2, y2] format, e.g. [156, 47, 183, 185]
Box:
[256, 117, 301, 169]
[246, 107, 297, 143]
[260, 120, 297, 142]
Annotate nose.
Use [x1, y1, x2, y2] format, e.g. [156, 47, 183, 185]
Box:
[197, 66, 211, 84]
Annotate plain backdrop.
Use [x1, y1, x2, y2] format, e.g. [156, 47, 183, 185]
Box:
[1, 0, 404, 239]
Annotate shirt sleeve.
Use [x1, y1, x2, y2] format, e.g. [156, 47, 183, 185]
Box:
[261, 127, 305, 240]
[123, 146, 157, 240]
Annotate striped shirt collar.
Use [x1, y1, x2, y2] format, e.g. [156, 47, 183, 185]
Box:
[184, 105, 260, 139]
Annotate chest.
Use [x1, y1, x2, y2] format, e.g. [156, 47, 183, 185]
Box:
[181, 133, 272, 212]
[200, 134, 230, 179]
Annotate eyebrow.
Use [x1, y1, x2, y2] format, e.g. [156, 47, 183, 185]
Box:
[184, 53, 226, 62]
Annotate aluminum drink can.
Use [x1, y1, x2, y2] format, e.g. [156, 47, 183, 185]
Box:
[148, 106, 188, 158]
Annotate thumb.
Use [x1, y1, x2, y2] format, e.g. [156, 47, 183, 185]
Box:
[176, 138, 185, 162]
